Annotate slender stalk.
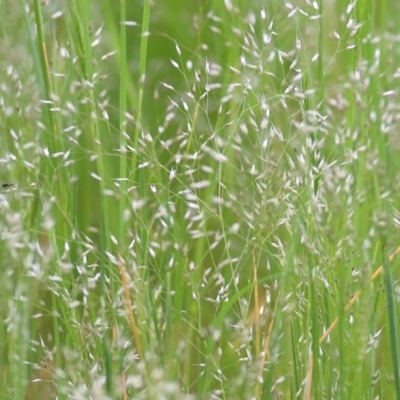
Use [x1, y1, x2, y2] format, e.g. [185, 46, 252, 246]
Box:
[119, 0, 128, 247]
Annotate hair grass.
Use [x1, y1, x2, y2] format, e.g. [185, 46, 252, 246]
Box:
[1, 0, 400, 399]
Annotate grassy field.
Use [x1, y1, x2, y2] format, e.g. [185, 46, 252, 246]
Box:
[1, 0, 400, 398]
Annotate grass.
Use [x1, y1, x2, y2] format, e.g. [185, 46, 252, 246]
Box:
[1, 0, 400, 398]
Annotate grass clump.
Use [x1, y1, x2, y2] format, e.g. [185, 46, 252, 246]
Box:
[1, 0, 400, 399]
